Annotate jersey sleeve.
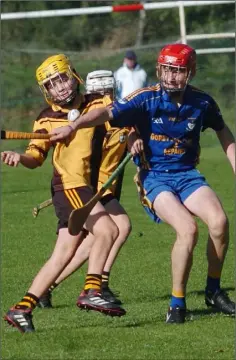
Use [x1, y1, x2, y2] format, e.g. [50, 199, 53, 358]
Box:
[25, 119, 51, 165]
[201, 99, 225, 132]
[110, 93, 144, 128]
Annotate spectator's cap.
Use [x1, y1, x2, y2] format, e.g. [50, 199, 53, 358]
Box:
[125, 50, 137, 60]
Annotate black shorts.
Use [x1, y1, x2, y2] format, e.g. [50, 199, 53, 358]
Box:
[52, 186, 93, 234]
[100, 193, 115, 206]
[99, 169, 124, 206]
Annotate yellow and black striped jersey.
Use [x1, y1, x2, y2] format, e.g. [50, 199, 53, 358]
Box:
[25, 94, 107, 191]
[98, 95, 130, 196]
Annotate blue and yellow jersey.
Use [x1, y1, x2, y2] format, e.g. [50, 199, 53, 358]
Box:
[110, 84, 225, 172]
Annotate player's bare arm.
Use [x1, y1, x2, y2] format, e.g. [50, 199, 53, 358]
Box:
[216, 124, 235, 172]
[1, 151, 39, 169]
[50, 107, 112, 142]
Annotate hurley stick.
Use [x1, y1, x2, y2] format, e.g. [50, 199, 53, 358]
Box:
[32, 198, 53, 218]
[1, 130, 51, 140]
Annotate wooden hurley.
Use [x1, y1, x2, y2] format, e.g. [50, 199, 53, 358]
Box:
[1, 130, 51, 140]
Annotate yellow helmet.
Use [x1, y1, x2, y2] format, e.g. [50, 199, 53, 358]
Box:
[36, 54, 83, 105]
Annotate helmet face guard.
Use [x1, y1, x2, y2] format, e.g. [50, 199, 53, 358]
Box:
[157, 44, 196, 93]
[36, 54, 83, 106]
[85, 70, 116, 99]
[157, 64, 191, 93]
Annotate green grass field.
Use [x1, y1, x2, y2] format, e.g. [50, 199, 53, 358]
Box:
[1, 133, 235, 360]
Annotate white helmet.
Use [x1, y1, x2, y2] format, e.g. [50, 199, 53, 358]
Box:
[85, 70, 116, 95]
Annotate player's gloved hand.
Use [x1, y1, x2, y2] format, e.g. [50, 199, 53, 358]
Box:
[50, 125, 74, 142]
[1, 151, 21, 167]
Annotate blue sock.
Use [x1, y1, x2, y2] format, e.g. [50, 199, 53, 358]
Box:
[170, 295, 186, 309]
[206, 276, 220, 293]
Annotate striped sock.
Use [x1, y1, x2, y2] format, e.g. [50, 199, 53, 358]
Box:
[15, 292, 39, 310]
[84, 274, 102, 292]
[102, 271, 110, 288]
[170, 290, 186, 309]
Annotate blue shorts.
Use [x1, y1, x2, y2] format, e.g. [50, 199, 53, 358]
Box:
[134, 168, 209, 223]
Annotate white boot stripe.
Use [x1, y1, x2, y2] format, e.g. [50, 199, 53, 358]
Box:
[89, 296, 110, 305]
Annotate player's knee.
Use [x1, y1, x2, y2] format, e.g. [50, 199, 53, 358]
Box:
[123, 220, 132, 239]
[208, 212, 229, 238]
[178, 220, 198, 248]
[111, 222, 120, 242]
[102, 220, 119, 244]
[117, 218, 132, 244]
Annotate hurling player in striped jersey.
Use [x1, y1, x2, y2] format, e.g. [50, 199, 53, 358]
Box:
[2, 56, 128, 333]
[37, 70, 138, 309]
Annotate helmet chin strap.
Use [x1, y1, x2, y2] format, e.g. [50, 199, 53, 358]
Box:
[54, 90, 77, 106]
[165, 87, 186, 93]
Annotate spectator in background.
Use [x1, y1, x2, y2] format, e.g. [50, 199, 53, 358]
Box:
[115, 50, 147, 98]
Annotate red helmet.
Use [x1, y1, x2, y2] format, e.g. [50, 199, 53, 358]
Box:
[157, 43, 196, 92]
[157, 43, 196, 76]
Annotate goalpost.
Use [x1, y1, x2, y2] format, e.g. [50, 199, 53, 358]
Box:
[1, 0, 235, 54]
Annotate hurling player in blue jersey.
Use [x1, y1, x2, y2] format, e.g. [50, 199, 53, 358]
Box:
[50, 43, 235, 324]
